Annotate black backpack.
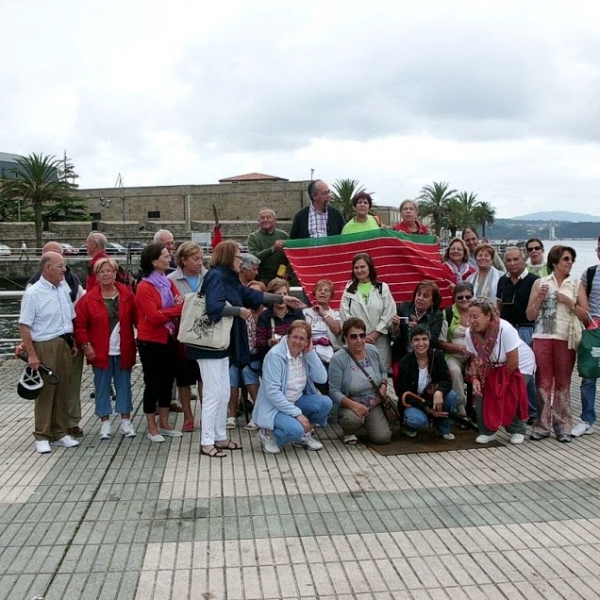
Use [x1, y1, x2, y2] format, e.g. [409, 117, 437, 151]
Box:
[585, 265, 598, 298]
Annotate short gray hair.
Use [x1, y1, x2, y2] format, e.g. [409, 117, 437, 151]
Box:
[153, 229, 174, 244]
[240, 253, 260, 271]
[87, 231, 107, 250]
[504, 246, 526, 260]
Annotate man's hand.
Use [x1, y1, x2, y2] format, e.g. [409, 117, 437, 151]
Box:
[272, 240, 285, 252]
[239, 308, 251, 320]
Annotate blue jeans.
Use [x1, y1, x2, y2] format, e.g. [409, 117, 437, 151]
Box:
[93, 356, 133, 418]
[517, 327, 537, 419]
[273, 394, 332, 447]
[580, 378, 598, 424]
[404, 390, 458, 436]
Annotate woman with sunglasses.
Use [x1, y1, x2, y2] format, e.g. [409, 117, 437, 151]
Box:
[438, 282, 474, 418]
[328, 318, 391, 445]
[525, 238, 550, 277]
[526, 245, 589, 442]
[340, 253, 396, 370]
[466, 298, 534, 444]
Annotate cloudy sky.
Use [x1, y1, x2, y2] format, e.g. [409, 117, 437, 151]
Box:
[2, 0, 599, 218]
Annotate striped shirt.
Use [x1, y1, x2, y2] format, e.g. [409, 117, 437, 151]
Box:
[308, 204, 328, 238]
[285, 346, 307, 403]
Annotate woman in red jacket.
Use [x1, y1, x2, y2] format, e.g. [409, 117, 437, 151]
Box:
[74, 258, 138, 440]
[136, 243, 184, 442]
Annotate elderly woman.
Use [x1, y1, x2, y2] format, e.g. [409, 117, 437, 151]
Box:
[255, 277, 305, 358]
[340, 253, 395, 370]
[329, 318, 391, 445]
[341, 192, 380, 235]
[253, 320, 332, 454]
[526, 245, 589, 442]
[74, 257, 138, 439]
[441, 237, 476, 288]
[466, 298, 535, 445]
[393, 199, 429, 234]
[391, 280, 443, 372]
[396, 325, 457, 440]
[525, 237, 550, 277]
[438, 282, 474, 418]
[167, 241, 208, 432]
[467, 243, 504, 302]
[190, 241, 304, 458]
[136, 243, 184, 442]
[239, 253, 260, 286]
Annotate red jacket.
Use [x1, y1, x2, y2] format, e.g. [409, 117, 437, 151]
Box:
[393, 221, 429, 235]
[74, 282, 138, 369]
[135, 280, 183, 344]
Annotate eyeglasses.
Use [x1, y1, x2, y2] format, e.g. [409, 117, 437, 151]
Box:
[561, 256, 573, 263]
[348, 332, 367, 340]
[469, 297, 493, 309]
[455, 294, 473, 301]
[527, 246, 542, 252]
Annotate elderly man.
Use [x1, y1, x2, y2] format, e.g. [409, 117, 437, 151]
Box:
[572, 234, 600, 437]
[247, 208, 289, 283]
[85, 231, 110, 290]
[19, 252, 80, 454]
[289, 180, 345, 239]
[496, 246, 539, 423]
[153, 229, 176, 272]
[27, 242, 86, 437]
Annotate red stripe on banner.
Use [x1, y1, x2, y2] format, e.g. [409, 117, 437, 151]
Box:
[283, 231, 453, 309]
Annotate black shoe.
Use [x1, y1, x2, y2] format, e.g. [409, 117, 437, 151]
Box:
[557, 434, 572, 444]
[530, 432, 548, 441]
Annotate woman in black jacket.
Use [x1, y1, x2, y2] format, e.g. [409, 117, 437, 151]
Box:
[395, 325, 458, 440]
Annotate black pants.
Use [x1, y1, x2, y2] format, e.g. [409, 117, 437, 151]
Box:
[138, 338, 177, 414]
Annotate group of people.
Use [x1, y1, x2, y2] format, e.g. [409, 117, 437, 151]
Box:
[17, 181, 600, 459]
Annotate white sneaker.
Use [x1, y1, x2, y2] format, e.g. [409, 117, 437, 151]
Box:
[120, 420, 136, 438]
[35, 440, 51, 454]
[510, 433, 525, 445]
[51, 435, 80, 448]
[293, 432, 323, 451]
[100, 422, 112, 440]
[572, 421, 594, 437]
[442, 433, 455, 441]
[226, 417, 237, 430]
[258, 428, 280, 454]
[475, 433, 497, 444]
[244, 419, 259, 431]
[405, 430, 417, 438]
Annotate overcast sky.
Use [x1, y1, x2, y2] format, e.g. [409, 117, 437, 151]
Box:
[2, 0, 599, 218]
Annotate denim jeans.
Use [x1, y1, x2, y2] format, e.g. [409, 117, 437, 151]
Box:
[273, 394, 332, 447]
[517, 327, 537, 419]
[404, 390, 458, 436]
[93, 356, 133, 418]
[580, 378, 598, 424]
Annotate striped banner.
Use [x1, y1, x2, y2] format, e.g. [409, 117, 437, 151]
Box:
[284, 229, 452, 309]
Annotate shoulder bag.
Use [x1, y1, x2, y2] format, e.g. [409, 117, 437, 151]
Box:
[177, 292, 233, 351]
[578, 315, 600, 379]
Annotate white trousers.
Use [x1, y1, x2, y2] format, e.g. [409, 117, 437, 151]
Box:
[197, 357, 230, 446]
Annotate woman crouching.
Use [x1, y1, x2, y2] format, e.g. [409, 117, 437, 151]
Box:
[466, 298, 534, 445]
[253, 321, 332, 454]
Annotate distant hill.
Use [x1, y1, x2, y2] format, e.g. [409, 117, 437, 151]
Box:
[513, 211, 600, 223]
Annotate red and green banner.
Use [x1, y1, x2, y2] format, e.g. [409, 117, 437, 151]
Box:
[284, 229, 452, 309]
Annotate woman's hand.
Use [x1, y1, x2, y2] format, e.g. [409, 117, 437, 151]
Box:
[557, 292, 575, 310]
[296, 414, 311, 433]
[366, 331, 380, 344]
[84, 344, 96, 362]
[174, 294, 185, 305]
[303, 339, 314, 353]
[472, 378, 482, 397]
[432, 390, 444, 412]
[350, 400, 369, 418]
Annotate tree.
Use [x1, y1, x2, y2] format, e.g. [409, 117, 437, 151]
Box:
[0, 152, 84, 248]
[417, 181, 457, 236]
[474, 201, 496, 239]
[331, 179, 366, 221]
[445, 191, 481, 237]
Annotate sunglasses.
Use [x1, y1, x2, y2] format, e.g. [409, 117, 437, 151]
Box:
[527, 246, 542, 252]
[348, 332, 367, 340]
[456, 294, 473, 301]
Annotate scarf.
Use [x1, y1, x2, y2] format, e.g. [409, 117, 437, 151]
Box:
[470, 316, 501, 383]
[445, 260, 470, 282]
[143, 271, 176, 334]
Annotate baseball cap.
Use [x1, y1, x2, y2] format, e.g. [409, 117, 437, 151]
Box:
[17, 366, 44, 400]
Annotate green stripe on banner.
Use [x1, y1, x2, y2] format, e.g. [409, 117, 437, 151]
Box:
[284, 228, 437, 249]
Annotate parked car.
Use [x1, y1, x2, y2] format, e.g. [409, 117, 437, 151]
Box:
[60, 243, 79, 255]
[78, 242, 127, 255]
[0, 245, 11, 256]
[126, 241, 147, 254]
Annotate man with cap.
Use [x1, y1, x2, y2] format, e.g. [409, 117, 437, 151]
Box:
[19, 252, 80, 454]
[27, 241, 85, 437]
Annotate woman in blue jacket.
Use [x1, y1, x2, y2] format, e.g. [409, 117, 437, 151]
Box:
[253, 320, 332, 455]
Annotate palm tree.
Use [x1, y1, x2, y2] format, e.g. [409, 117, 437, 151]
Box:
[331, 179, 366, 221]
[0, 153, 83, 248]
[474, 201, 496, 239]
[445, 191, 481, 236]
[417, 181, 457, 236]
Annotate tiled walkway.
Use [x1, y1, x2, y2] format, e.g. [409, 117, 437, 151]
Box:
[1, 358, 599, 599]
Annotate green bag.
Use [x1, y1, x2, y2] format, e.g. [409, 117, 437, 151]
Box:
[577, 328, 600, 379]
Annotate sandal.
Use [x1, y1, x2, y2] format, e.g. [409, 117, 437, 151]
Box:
[216, 440, 242, 451]
[344, 435, 358, 445]
[201, 445, 227, 458]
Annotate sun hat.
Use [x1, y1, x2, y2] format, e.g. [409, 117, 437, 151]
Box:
[17, 366, 44, 400]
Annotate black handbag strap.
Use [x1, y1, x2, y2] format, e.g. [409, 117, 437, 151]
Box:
[344, 348, 385, 402]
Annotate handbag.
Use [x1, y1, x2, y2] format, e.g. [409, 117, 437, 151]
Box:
[578, 318, 600, 379]
[344, 348, 400, 423]
[567, 281, 584, 351]
[177, 292, 233, 351]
